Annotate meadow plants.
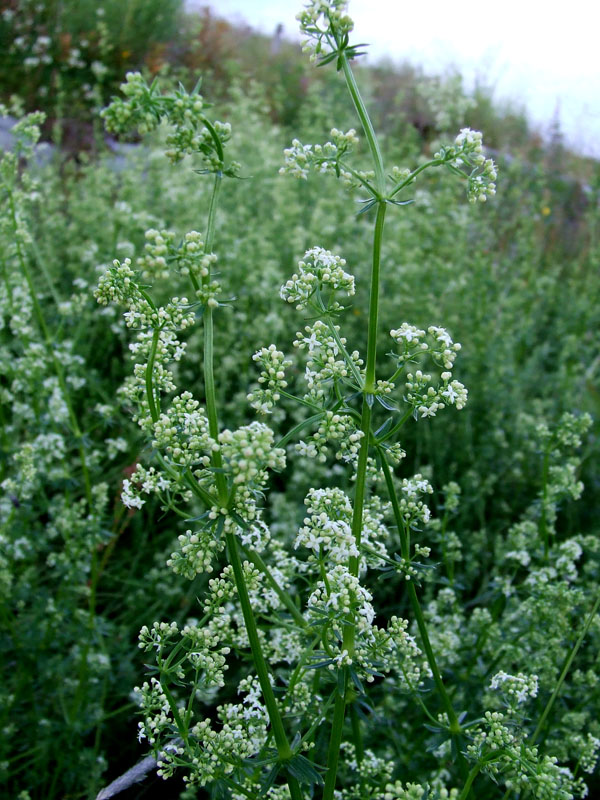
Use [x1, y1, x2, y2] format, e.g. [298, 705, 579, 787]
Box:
[88, 2, 599, 799]
[1, 1, 598, 799]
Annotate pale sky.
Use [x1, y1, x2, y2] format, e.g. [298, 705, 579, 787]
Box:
[188, 0, 600, 158]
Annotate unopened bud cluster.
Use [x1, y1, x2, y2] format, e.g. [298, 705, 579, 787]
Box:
[280, 129, 359, 181]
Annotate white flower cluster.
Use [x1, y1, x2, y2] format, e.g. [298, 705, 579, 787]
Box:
[134, 677, 173, 746]
[295, 319, 363, 399]
[390, 324, 467, 418]
[391, 324, 462, 370]
[554, 411, 592, 449]
[181, 682, 269, 786]
[121, 465, 175, 510]
[434, 128, 497, 203]
[180, 231, 218, 282]
[152, 392, 217, 467]
[467, 158, 498, 204]
[182, 623, 231, 687]
[386, 616, 432, 690]
[280, 246, 355, 311]
[166, 119, 233, 168]
[306, 585, 433, 682]
[102, 72, 159, 135]
[577, 733, 600, 774]
[137, 228, 218, 285]
[382, 780, 458, 799]
[295, 487, 357, 563]
[280, 129, 359, 180]
[308, 563, 375, 636]
[247, 345, 292, 414]
[137, 228, 175, 280]
[296, 1, 354, 61]
[489, 671, 539, 705]
[138, 620, 179, 652]
[397, 474, 434, 527]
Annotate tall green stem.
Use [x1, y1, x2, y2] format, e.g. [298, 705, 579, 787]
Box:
[379, 451, 460, 729]
[201, 174, 228, 503]
[145, 327, 161, 424]
[322, 198, 384, 794]
[226, 533, 292, 758]
[364, 202, 387, 393]
[322, 49, 388, 798]
[227, 532, 303, 800]
[531, 591, 600, 745]
[323, 669, 348, 800]
[340, 54, 385, 195]
[197, 174, 301, 800]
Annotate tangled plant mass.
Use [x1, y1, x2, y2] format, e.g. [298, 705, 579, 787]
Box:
[1, 0, 599, 798]
[86, 2, 598, 798]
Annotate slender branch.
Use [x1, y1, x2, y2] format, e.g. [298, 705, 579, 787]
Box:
[145, 327, 161, 423]
[322, 668, 348, 800]
[240, 545, 307, 628]
[364, 202, 386, 393]
[389, 158, 443, 199]
[378, 449, 460, 730]
[530, 591, 600, 745]
[340, 53, 385, 195]
[457, 764, 482, 800]
[226, 532, 303, 800]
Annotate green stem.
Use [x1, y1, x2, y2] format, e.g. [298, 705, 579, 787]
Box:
[146, 327, 161, 423]
[225, 535, 290, 755]
[324, 315, 363, 387]
[530, 591, 600, 745]
[275, 411, 325, 449]
[323, 668, 348, 800]
[226, 532, 303, 800]
[321, 54, 388, 791]
[350, 701, 364, 766]
[205, 172, 222, 254]
[340, 53, 385, 195]
[364, 202, 387, 393]
[389, 158, 443, 199]
[457, 764, 482, 800]
[241, 545, 307, 628]
[378, 448, 471, 787]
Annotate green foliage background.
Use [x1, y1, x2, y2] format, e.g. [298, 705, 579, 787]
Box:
[0, 2, 599, 798]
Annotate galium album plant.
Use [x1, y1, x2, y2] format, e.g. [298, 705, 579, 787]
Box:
[89, 2, 599, 799]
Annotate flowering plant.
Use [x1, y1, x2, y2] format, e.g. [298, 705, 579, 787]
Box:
[87, 2, 595, 799]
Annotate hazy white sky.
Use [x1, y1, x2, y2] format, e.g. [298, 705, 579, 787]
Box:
[189, 0, 600, 158]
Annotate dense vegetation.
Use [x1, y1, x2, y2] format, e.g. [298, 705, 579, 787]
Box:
[1, 2, 599, 799]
